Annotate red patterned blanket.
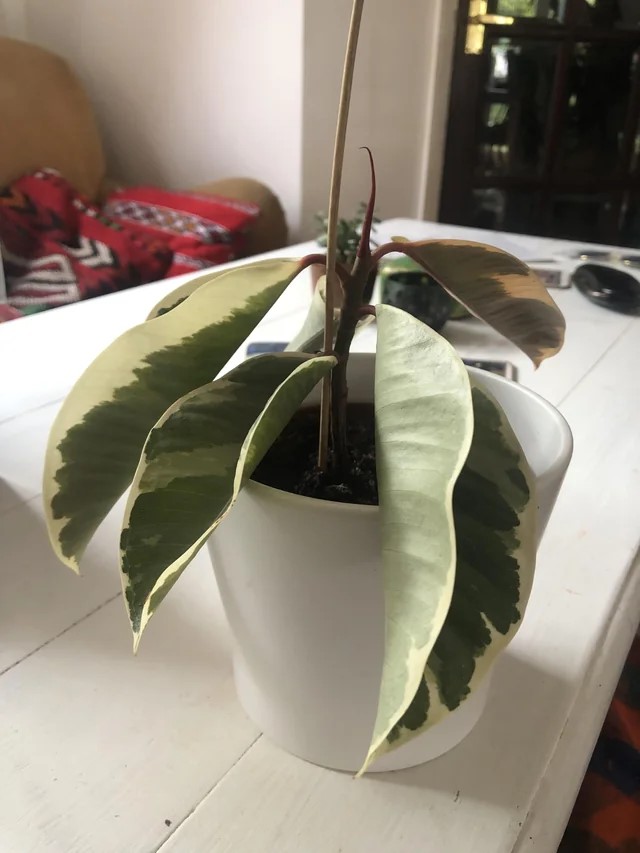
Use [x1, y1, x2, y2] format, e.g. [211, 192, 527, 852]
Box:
[0, 169, 259, 320]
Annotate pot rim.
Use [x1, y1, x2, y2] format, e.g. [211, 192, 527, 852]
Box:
[248, 358, 572, 513]
[246, 476, 377, 514]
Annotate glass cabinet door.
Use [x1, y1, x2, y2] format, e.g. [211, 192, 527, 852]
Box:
[440, 0, 640, 245]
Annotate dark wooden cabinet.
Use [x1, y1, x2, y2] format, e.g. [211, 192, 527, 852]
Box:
[439, 0, 640, 245]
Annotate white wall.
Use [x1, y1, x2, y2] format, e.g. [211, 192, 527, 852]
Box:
[23, 0, 305, 229]
[0, 0, 27, 37]
[16, 0, 454, 239]
[301, 0, 436, 237]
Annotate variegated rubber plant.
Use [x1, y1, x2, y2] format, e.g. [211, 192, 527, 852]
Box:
[43, 0, 565, 773]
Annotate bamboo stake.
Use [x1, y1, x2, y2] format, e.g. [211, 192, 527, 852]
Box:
[317, 0, 366, 470]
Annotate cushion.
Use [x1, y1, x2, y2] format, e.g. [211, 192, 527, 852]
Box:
[0, 169, 172, 315]
[103, 186, 260, 276]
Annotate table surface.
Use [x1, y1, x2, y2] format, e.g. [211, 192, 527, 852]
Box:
[1, 218, 639, 853]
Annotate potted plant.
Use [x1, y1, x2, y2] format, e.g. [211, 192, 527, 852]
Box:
[43, 0, 571, 775]
[314, 201, 380, 302]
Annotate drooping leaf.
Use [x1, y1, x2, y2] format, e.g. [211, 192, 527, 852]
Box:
[146, 273, 214, 320]
[146, 258, 283, 320]
[120, 352, 335, 644]
[389, 238, 565, 366]
[381, 376, 536, 756]
[361, 304, 474, 773]
[44, 259, 302, 571]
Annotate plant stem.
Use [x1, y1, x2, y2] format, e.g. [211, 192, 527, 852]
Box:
[331, 258, 372, 465]
[317, 0, 365, 471]
[331, 147, 377, 468]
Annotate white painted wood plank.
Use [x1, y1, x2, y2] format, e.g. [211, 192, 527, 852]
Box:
[3, 220, 616, 426]
[0, 495, 121, 674]
[155, 316, 640, 853]
[440, 289, 633, 407]
[0, 280, 187, 424]
[161, 732, 520, 853]
[0, 403, 58, 515]
[515, 554, 640, 853]
[0, 245, 314, 423]
[3, 222, 622, 427]
[0, 553, 259, 853]
[349, 287, 632, 419]
[373, 218, 635, 407]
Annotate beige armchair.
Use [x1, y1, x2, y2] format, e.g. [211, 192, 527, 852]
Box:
[0, 37, 288, 257]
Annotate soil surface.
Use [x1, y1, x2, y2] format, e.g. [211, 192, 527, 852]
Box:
[252, 404, 379, 505]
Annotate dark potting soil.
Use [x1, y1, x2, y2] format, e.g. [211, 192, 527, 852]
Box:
[252, 404, 379, 505]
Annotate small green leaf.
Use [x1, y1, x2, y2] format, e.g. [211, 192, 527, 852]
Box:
[392, 238, 565, 366]
[120, 352, 336, 644]
[382, 377, 536, 755]
[361, 304, 474, 773]
[44, 259, 302, 571]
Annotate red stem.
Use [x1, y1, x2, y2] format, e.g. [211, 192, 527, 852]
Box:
[370, 240, 409, 265]
[357, 147, 377, 260]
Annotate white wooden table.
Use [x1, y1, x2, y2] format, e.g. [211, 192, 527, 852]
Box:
[1, 218, 638, 853]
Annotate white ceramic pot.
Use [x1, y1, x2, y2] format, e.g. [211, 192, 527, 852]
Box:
[208, 354, 573, 773]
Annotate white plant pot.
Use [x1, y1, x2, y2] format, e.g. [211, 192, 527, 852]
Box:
[208, 354, 573, 773]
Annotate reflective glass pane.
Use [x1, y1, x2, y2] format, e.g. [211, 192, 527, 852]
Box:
[619, 0, 640, 29]
[631, 128, 640, 172]
[547, 193, 612, 242]
[572, 0, 640, 30]
[620, 195, 640, 246]
[476, 40, 557, 177]
[471, 189, 617, 241]
[471, 188, 541, 233]
[556, 43, 639, 176]
[492, 0, 566, 20]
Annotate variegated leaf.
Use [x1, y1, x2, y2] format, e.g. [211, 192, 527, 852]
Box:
[44, 259, 302, 571]
[361, 304, 474, 773]
[120, 352, 336, 644]
[380, 376, 536, 757]
[392, 237, 565, 366]
[146, 258, 283, 320]
[146, 273, 214, 320]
